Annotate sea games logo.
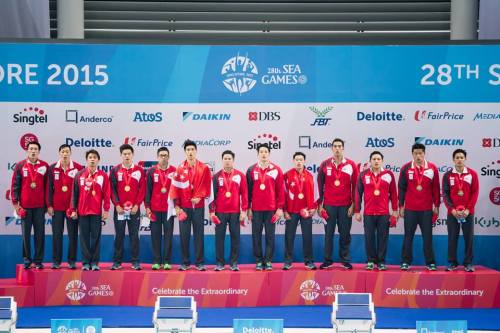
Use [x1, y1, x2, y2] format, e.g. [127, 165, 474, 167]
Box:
[13, 106, 47, 125]
[248, 133, 281, 150]
[19, 133, 39, 150]
[261, 64, 308, 86]
[299, 280, 320, 301]
[65, 280, 87, 301]
[414, 110, 464, 121]
[221, 54, 258, 94]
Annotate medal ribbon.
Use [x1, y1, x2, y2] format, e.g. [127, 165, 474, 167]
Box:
[332, 159, 344, 182]
[157, 165, 169, 192]
[258, 165, 268, 187]
[456, 172, 465, 193]
[122, 166, 132, 189]
[294, 170, 305, 198]
[26, 161, 38, 187]
[223, 169, 234, 195]
[414, 165, 425, 188]
[370, 171, 382, 193]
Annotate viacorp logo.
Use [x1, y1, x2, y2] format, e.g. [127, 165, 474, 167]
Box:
[414, 110, 464, 121]
[414, 137, 464, 146]
[309, 106, 332, 126]
[13, 106, 47, 125]
[221, 54, 258, 94]
[357, 111, 404, 121]
[133, 112, 163, 122]
[66, 137, 113, 148]
[365, 137, 395, 148]
[65, 109, 113, 123]
[193, 139, 231, 147]
[384, 164, 453, 173]
[473, 112, 500, 121]
[298, 136, 332, 149]
[481, 160, 500, 179]
[123, 137, 173, 147]
[182, 112, 231, 121]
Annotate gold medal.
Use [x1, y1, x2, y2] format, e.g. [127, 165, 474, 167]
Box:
[259, 183, 266, 190]
[30, 182, 37, 189]
[124, 185, 131, 192]
[416, 185, 423, 191]
[334, 180, 341, 187]
[225, 191, 232, 198]
[373, 189, 380, 196]
[457, 190, 464, 196]
[298, 193, 304, 200]
[91, 190, 96, 196]
[160, 187, 167, 194]
[61, 185, 68, 192]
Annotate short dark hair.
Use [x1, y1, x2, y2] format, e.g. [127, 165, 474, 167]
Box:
[370, 151, 384, 160]
[85, 149, 100, 160]
[58, 144, 71, 152]
[453, 148, 467, 159]
[332, 138, 344, 147]
[412, 143, 426, 153]
[293, 152, 306, 160]
[27, 141, 41, 150]
[257, 143, 270, 153]
[157, 147, 170, 155]
[222, 150, 235, 159]
[119, 144, 134, 154]
[183, 139, 197, 151]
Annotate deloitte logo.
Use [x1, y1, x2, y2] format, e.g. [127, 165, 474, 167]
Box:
[299, 279, 320, 301]
[221, 54, 258, 94]
[66, 279, 87, 301]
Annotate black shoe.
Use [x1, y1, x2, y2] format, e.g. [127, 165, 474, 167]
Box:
[196, 264, 206, 271]
[51, 263, 61, 269]
[305, 262, 317, 270]
[214, 264, 225, 271]
[446, 263, 459, 271]
[34, 263, 44, 269]
[230, 264, 240, 271]
[68, 262, 77, 270]
[342, 262, 353, 270]
[82, 264, 90, 271]
[179, 264, 190, 271]
[282, 263, 292, 271]
[91, 264, 100, 271]
[132, 263, 142, 270]
[110, 262, 122, 270]
[319, 262, 333, 270]
[24, 262, 32, 269]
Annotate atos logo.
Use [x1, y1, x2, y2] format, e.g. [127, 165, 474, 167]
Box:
[13, 106, 47, 125]
[365, 137, 395, 148]
[133, 112, 163, 122]
[309, 106, 332, 126]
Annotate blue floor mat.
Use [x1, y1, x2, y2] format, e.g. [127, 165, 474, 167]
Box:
[18, 306, 500, 330]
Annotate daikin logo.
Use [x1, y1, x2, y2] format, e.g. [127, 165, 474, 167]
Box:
[414, 137, 464, 146]
[182, 112, 231, 121]
[221, 54, 258, 94]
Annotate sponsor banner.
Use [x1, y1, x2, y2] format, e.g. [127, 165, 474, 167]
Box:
[234, 319, 283, 333]
[51, 319, 102, 333]
[416, 321, 467, 333]
[0, 283, 35, 307]
[366, 267, 500, 308]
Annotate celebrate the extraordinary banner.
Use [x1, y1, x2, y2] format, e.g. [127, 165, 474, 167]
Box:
[0, 42, 499, 271]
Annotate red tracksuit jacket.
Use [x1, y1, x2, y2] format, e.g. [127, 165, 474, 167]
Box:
[246, 162, 285, 211]
[71, 168, 111, 216]
[145, 164, 176, 212]
[398, 160, 440, 211]
[317, 157, 359, 207]
[169, 160, 212, 209]
[209, 168, 249, 214]
[11, 159, 49, 209]
[284, 168, 316, 214]
[442, 167, 479, 215]
[46, 160, 83, 211]
[109, 164, 146, 208]
[355, 168, 398, 215]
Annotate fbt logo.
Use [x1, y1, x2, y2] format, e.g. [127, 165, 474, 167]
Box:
[414, 110, 464, 121]
[19, 133, 39, 150]
[309, 106, 332, 126]
[482, 138, 500, 148]
[248, 111, 281, 121]
[299, 280, 320, 301]
[248, 133, 281, 150]
[365, 137, 395, 148]
[481, 160, 500, 179]
[65, 280, 87, 301]
[124, 137, 173, 147]
[490, 187, 500, 206]
[13, 106, 47, 125]
[133, 112, 163, 122]
[221, 54, 258, 94]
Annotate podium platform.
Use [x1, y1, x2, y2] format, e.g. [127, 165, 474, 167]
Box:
[1, 263, 498, 308]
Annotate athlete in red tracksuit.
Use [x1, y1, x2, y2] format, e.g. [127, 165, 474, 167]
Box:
[317, 138, 359, 270]
[209, 150, 248, 271]
[399, 143, 440, 271]
[283, 152, 317, 270]
[170, 139, 212, 271]
[11, 141, 49, 269]
[442, 149, 479, 272]
[46, 144, 83, 269]
[70, 149, 110, 271]
[246, 143, 285, 271]
[145, 147, 177, 270]
[355, 151, 398, 271]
